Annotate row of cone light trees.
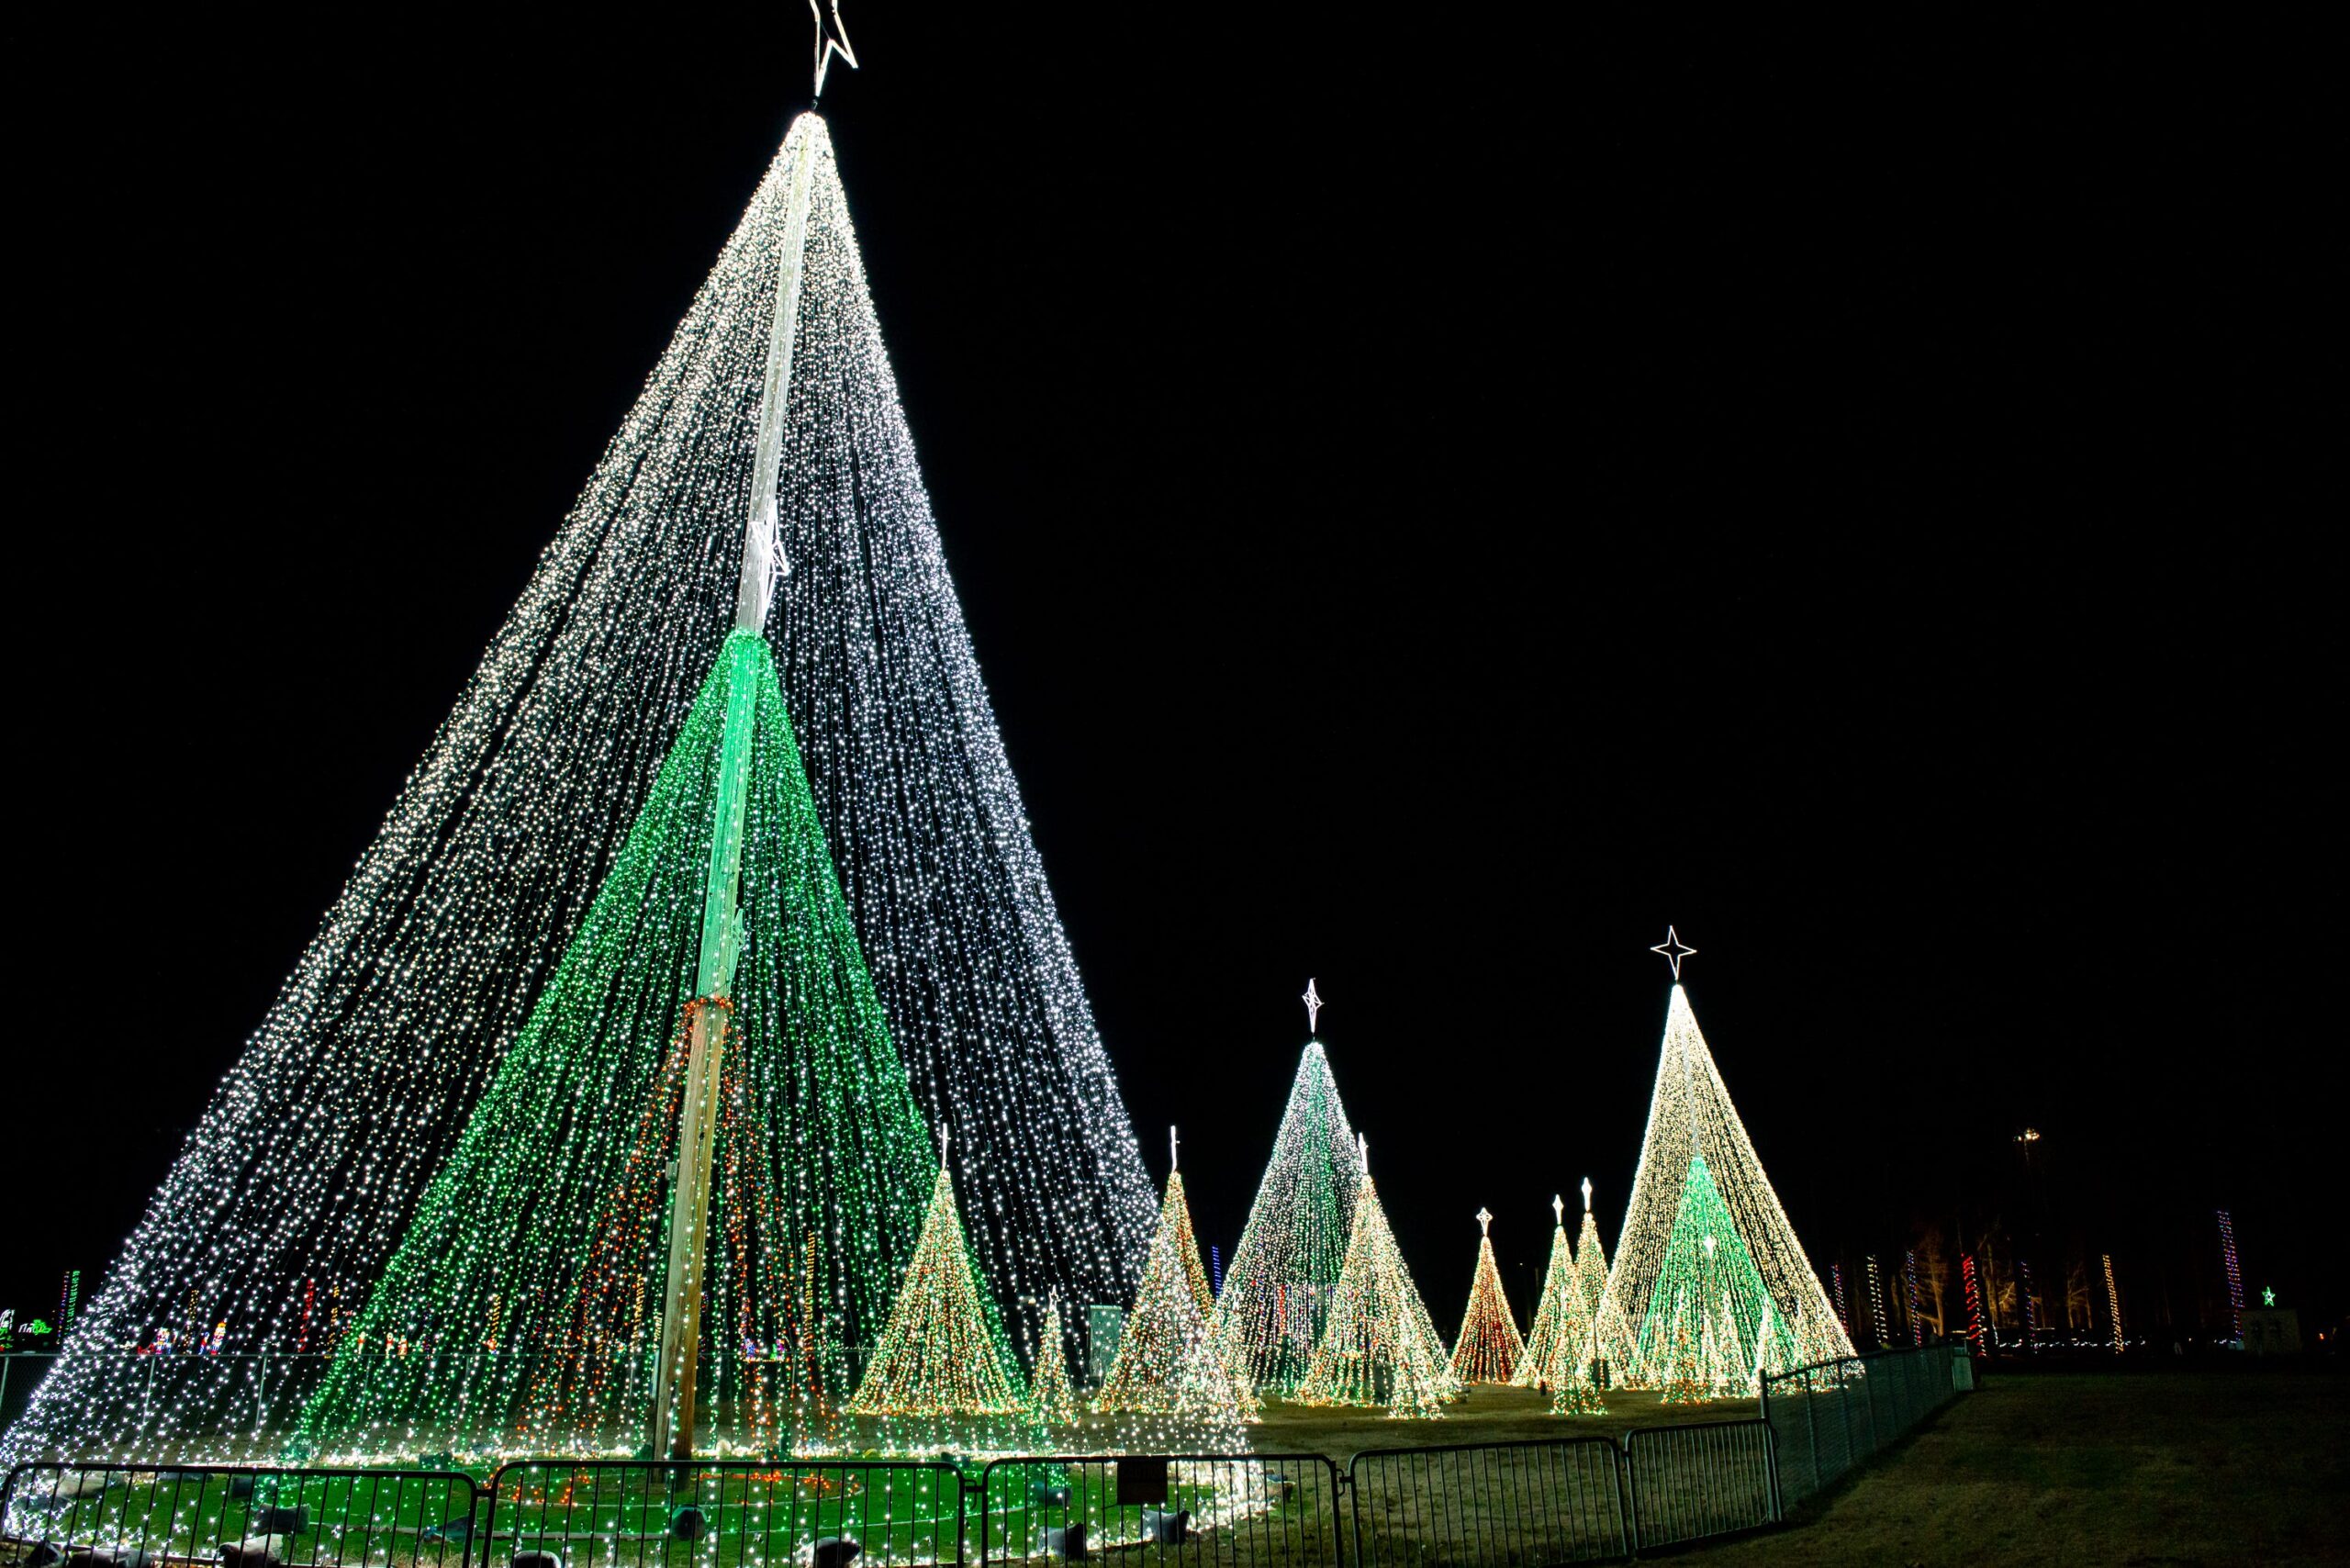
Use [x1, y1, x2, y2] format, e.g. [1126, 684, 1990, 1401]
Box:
[415, 972, 1860, 1457]
[1016, 972, 1857, 1438]
[565, 973, 1862, 1455]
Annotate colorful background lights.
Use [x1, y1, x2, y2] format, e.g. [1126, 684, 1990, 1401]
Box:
[2218, 1210, 2244, 1339]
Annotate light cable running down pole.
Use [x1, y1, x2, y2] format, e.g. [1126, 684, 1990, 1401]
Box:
[649, 117, 821, 1462]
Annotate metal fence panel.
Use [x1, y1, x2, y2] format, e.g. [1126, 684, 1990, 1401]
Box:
[1348, 1437, 1627, 1567]
[977, 1452, 1341, 1565]
[1761, 1343, 1965, 1509]
[1624, 1421, 1774, 1551]
[0, 1461, 476, 1568]
[481, 1458, 964, 1568]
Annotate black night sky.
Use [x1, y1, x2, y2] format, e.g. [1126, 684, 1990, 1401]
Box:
[3, 15, 2332, 1341]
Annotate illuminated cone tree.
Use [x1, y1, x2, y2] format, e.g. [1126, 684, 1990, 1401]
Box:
[1576, 1182, 1638, 1383]
[5, 106, 1153, 1463]
[1029, 1301, 1078, 1427]
[1598, 978, 1849, 1387]
[295, 627, 937, 1462]
[1208, 1034, 1362, 1396]
[1095, 1160, 1253, 1423]
[1628, 1154, 1794, 1395]
[1165, 1166, 1216, 1323]
[1449, 1210, 1525, 1383]
[846, 1142, 1028, 1450]
[1514, 1194, 1584, 1391]
[1297, 1148, 1458, 1417]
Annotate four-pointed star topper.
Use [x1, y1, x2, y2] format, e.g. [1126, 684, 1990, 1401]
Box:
[1651, 925, 1696, 980]
[810, 0, 858, 98]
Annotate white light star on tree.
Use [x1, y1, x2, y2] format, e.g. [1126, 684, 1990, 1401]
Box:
[1304, 978, 1324, 1036]
[809, 0, 859, 97]
[1651, 925, 1697, 980]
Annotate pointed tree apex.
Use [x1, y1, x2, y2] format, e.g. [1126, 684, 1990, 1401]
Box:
[1476, 1207, 1494, 1236]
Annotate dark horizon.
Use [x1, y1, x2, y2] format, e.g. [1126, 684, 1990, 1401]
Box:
[2, 14, 2330, 1347]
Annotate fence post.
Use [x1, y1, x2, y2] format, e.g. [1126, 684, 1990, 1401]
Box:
[1837, 1358, 1857, 1477]
[1621, 1434, 1642, 1557]
[1862, 1355, 1881, 1453]
[1800, 1366, 1820, 1502]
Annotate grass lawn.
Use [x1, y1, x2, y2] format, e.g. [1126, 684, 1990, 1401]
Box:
[1695, 1369, 2345, 1567]
[1251, 1381, 1758, 1460]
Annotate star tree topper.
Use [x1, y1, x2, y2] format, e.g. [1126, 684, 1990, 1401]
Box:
[1582, 1176, 1593, 1214]
[1304, 977, 1324, 1036]
[1553, 1193, 1565, 1226]
[809, 0, 859, 98]
[1651, 925, 1696, 980]
[1477, 1207, 1494, 1238]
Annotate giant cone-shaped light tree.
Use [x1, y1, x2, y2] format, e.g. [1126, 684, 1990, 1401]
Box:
[1597, 952, 1850, 1389]
[1449, 1209, 1525, 1383]
[1513, 1194, 1584, 1391]
[1208, 991, 1363, 1396]
[2, 105, 1154, 1462]
[1297, 1140, 1458, 1417]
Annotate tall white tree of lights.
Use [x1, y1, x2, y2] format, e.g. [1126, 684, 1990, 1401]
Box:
[1, 105, 1153, 1462]
[1208, 992, 1363, 1397]
[1596, 944, 1852, 1387]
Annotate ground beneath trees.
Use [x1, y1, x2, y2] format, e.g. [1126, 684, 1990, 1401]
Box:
[1249, 1382, 1759, 1460]
[1695, 1369, 2344, 1566]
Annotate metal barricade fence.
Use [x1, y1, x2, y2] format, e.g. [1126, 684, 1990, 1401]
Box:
[1762, 1342, 1964, 1507]
[1348, 1437, 1627, 1567]
[0, 1461, 476, 1568]
[480, 1459, 965, 1568]
[976, 1452, 1341, 1564]
[1621, 1422, 1774, 1551]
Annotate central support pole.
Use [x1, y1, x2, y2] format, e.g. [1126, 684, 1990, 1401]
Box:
[649, 116, 822, 1463]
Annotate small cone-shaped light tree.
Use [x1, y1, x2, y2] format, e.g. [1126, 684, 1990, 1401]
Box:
[1575, 1179, 1638, 1386]
[1656, 1295, 1711, 1407]
[1598, 969, 1851, 1383]
[1629, 1155, 1792, 1395]
[1208, 1016, 1363, 1396]
[1299, 1140, 1457, 1417]
[1095, 1151, 1255, 1422]
[1449, 1209, 1526, 1383]
[848, 1137, 1027, 1421]
[1029, 1300, 1078, 1427]
[1550, 1361, 1608, 1417]
[1516, 1193, 1586, 1391]
[1163, 1129, 1216, 1323]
